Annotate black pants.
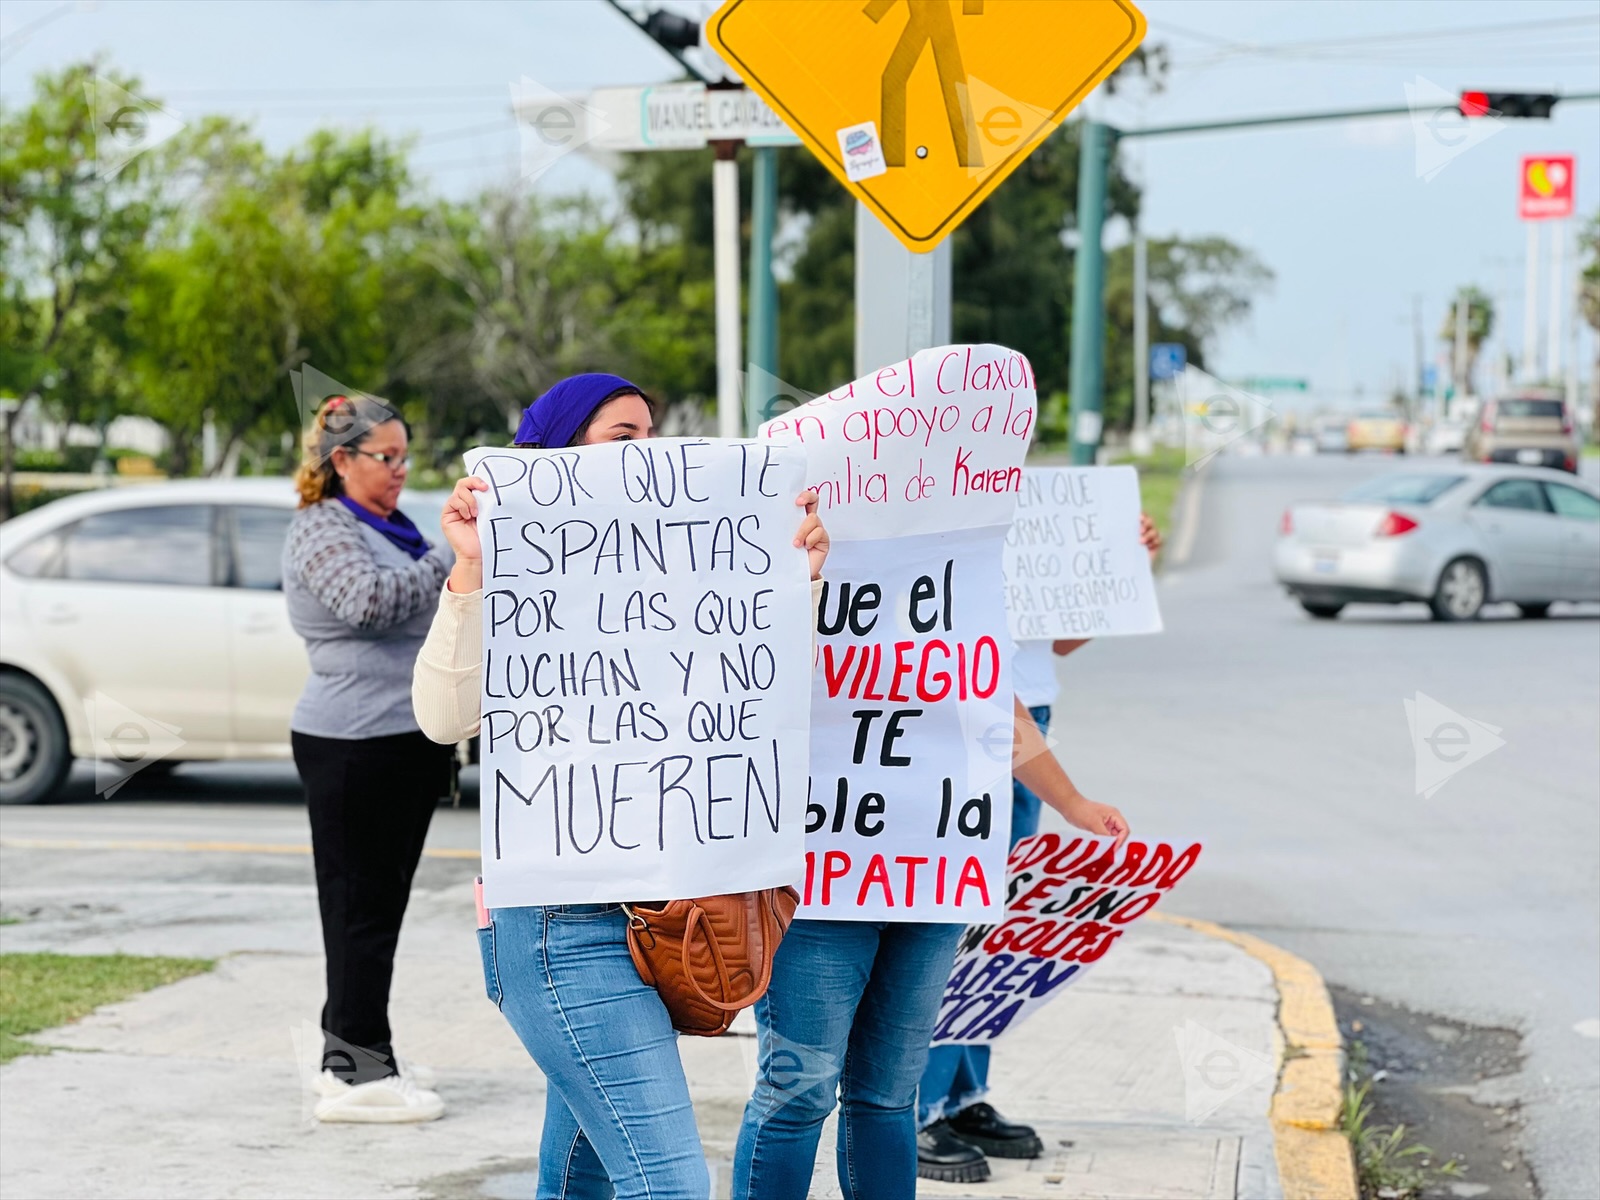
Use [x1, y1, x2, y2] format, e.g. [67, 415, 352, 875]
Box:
[292, 729, 453, 1083]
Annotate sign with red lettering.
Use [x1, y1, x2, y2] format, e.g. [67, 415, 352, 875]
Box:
[1519, 154, 1575, 220]
[933, 832, 1203, 1044]
[761, 344, 1035, 921]
[1005, 467, 1162, 640]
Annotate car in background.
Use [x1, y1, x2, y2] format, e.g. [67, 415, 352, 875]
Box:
[1461, 391, 1579, 473]
[1345, 410, 1407, 454]
[0, 479, 449, 805]
[1418, 414, 1469, 456]
[1273, 465, 1600, 621]
[1313, 417, 1349, 454]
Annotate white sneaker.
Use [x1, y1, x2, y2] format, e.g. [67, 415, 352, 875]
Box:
[314, 1058, 436, 1098]
[313, 1073, 444, 1124]
[396, 1056, 437, 1090]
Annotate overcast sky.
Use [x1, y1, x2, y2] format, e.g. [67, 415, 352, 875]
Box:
[3, 0, 1597, 408]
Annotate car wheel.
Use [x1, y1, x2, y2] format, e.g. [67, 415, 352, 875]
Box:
[0, 674, 72, 805]
[1517, 603, 1551, 619]
[1299, 601, 1344, 619]
[1430, 558, 1487, 622]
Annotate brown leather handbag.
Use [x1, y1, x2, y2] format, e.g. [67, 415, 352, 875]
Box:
[622, 886, 800, 1037]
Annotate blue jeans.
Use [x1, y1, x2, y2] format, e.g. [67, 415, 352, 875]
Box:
[732, 917, 966, 1200]
[478, 904, 709, 1200]
[916, 704, 1051, 1128]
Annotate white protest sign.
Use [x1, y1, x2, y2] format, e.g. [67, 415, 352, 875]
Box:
[933, 832, 1203, 1045]
[466, 439, 813, 909]
[1005, 466, 1162, 641]
[760, 344, 1035, 923]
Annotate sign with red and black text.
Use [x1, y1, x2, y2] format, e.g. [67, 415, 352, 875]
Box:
[760, 344, 1035, 922]
[932, 832, 1203, 1044]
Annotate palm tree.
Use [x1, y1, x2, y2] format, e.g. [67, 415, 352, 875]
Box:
[1437, 285, 1494, 396]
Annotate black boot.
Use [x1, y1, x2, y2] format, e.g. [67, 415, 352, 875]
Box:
[917, 1121, 991, 1183]
[946, 1102, 1045, 1159]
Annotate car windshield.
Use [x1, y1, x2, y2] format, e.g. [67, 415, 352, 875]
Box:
[1495, 398, 1564, 419]
[1341, 474, 1465, 505]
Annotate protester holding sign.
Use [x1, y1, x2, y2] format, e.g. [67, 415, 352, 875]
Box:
[412, 373, 828, 1200]
[731, 347, 1130, 1200]
[284, 394, 454, 1124]
[917, 504, 1162, 1183]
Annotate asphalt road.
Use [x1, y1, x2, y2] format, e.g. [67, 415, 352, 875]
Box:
[2, 450, 1596, 1196]
[1048, 451, 1600, 1199]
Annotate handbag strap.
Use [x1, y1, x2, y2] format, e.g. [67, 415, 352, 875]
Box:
[680, 894, 781, 1013]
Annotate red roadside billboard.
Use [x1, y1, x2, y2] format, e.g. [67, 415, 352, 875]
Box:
[1520, 155, 1575, 220]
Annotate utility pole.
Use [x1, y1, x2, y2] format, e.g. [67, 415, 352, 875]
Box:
[1524, 221, 1541, 382]
[1453, 293, 1469, 400]
[1547, 218, 1564, 384]
[1411, 294, 1425, 416]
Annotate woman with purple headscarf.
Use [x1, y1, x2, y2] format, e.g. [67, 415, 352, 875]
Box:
[411, 375, 828, 1199]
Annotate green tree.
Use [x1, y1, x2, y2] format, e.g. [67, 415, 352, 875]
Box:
[1436, 284, 1494, 395]
[1579, 211, 1599, 433]
[0, 61, 166, 515]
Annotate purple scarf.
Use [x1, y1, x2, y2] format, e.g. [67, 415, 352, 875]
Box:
[515, 373, 641, 448]
[338, 496, 430, 561]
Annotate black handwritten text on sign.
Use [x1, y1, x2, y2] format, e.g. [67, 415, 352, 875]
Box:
[465, 440, 813, 908]
[1004, 466, 1162, 641]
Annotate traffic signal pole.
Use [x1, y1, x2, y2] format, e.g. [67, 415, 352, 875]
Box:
[1065, 91, 1600, 465]
[1068, 120, 1112, 464]
[746, 145, 780, 433]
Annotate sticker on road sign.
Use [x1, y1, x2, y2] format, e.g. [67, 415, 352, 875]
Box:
[837, 121, 888, 182]
[705, 0, 1147, 252]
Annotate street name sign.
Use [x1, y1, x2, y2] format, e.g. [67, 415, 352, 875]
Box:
[705, 0, 1147, 252]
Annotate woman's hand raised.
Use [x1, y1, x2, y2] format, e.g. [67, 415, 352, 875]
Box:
[442, 475, 489, 593]
[793, 490, 830, 581]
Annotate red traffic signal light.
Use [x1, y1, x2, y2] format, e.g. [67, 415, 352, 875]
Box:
[1458, 91, 1559, 119]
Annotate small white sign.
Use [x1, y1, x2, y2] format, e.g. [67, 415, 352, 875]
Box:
[1004, 467, 1162, 641]
[836, 121, 888, 182]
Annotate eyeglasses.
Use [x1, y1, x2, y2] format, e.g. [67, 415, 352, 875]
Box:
[344, 448, 410, 471]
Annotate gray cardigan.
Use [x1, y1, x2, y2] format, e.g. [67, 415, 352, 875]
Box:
[283, 499, 452, 740]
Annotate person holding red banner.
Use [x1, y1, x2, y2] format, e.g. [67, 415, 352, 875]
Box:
[915, 512, 1163, 1183]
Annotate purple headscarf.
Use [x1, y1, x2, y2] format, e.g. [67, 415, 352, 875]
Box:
[515, 373, 642, 448]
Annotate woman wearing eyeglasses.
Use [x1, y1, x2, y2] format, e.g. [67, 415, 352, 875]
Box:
[283, 393, 456, 1123]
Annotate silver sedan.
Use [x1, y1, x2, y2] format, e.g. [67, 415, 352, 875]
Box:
[1273, 465, 1600, 620]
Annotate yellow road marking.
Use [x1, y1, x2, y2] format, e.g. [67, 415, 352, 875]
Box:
[0, 837, 480, 860]
[1151, 911, 1357, 1200]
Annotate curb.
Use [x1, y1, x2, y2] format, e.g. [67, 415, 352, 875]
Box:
[1151, 912, 1358, 1200]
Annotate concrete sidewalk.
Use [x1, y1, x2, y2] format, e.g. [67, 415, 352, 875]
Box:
[0, 863, 1341, 1199]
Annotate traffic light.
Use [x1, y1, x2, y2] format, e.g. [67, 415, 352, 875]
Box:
[1458, 92, 1559, 119]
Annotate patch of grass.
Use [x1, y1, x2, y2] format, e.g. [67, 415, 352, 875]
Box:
[0, 952, 213, 1063]
[1583, 442, 1599, 458]
[1341, 1077, 1462, 1200]
[0, 916, 20, 926]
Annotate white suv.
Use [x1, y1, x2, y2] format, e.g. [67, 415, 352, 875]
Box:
[0, 478, 445, 804]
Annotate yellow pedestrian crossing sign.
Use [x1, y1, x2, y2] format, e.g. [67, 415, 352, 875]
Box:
[705, 0, 1147, 252]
